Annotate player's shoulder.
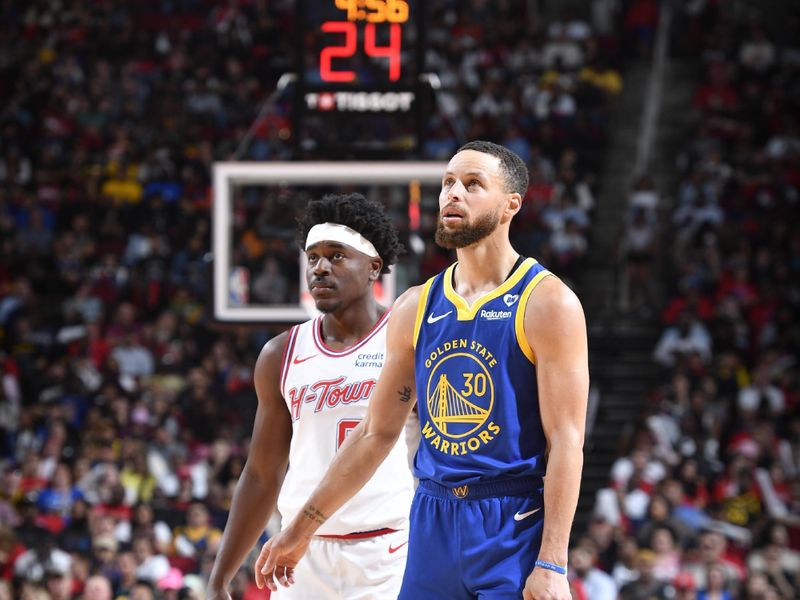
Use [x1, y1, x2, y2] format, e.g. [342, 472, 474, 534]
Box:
[526, 275, 585, 323]
[390, 283, 427, 320]
[255, 328, 294, 375]
[381, 283, 431, 347]
[524, 276, 586, 349]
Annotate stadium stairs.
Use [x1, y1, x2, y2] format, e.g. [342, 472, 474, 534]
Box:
[571, 55, 697, 536]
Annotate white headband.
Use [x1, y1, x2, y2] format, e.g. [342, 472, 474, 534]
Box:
[304, 223, 380, 258]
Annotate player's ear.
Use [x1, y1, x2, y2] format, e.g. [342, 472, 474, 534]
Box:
[369, 257, 383, 281]
[503, 192, 522, 221]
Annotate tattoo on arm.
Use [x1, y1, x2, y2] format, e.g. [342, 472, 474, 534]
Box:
[397, 385, 412, 403]
[302, 504, 327, 525]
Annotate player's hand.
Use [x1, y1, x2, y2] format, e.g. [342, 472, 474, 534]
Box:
[255, 526, 312, 592]
[523, 566, 571, 600]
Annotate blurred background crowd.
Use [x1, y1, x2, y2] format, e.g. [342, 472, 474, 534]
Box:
[0, 0, 797, 599]
[579, 3, 800, 600]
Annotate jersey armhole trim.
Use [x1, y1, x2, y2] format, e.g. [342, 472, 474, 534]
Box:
[514, 271, 553, 365]
[413, 277, 436, 349]
[279, 325, 300, 397]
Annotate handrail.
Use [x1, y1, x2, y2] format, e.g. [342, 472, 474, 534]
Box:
[585, 386, 600, 440]
[634, 1, 672, 176]
[232, 73, 296, 160]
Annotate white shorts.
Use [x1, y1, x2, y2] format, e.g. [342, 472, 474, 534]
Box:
[272, 529, 409, 600]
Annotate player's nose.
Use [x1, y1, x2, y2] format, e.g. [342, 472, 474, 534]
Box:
[446, 178, 466, 202]
[312, 257, 332, 275]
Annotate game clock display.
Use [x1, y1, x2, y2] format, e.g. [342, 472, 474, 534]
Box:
[319, 0, 410, 82]
[294, 0, 425, 158]
[301, 0, 419, 87]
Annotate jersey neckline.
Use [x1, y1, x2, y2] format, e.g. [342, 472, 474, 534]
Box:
[312, 309, 391, 356]
[443, 257, 537, 320]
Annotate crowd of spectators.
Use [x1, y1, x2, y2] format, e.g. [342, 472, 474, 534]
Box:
[582, 3, 800, 599]
[0, 1, 631, 599]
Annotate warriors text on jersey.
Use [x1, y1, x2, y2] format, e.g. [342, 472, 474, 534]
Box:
[412, 257, 553, 486]
[278, 311, 415, 535]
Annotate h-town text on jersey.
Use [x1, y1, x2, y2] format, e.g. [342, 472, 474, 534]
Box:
[287, 377, 378, 420]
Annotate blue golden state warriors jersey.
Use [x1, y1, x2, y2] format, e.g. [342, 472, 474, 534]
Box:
[412, 257, 552, 486]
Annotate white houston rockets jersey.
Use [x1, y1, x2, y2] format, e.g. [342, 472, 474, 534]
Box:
[277, 310, 416, 536]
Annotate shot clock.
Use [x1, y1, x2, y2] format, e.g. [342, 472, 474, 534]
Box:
[318, 0, 410, 83]
[293, 0, 426, 158]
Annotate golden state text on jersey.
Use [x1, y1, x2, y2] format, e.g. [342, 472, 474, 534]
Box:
[412, 258, 553, 486]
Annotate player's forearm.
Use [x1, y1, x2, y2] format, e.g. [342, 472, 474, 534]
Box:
[288, 424, 397, 537]
[538, 429, 584, 567]
[209, 466, 281, 589]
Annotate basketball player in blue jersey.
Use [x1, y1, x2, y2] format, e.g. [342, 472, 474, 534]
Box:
[258, 141, 589, 600]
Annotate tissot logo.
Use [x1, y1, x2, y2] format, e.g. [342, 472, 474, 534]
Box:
[305, 91, 415, 112]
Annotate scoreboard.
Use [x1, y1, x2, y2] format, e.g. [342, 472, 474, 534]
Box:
[294, 0, 426, 158]
[311, 0, 415, 84]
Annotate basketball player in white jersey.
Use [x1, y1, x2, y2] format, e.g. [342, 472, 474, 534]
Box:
[207, 193, 416, 600]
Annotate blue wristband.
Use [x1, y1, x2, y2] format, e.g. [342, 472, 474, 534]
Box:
[535, 560, 567, 575]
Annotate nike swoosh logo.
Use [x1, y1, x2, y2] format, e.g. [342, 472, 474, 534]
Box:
[426, 311, 452, 324]
[513, 507, 542, 521]
[388, 541, 408, 554]
[292, 354, 317, 364]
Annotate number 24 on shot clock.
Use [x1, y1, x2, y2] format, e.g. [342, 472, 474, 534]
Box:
[320, 0, 412, 83]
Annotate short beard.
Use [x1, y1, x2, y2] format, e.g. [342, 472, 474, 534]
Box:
[435, 210, 501, 249]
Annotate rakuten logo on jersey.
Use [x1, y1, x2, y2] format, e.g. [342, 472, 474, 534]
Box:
[287, 377, 377, 420]
[479, 309, 512, 320]
[304, 91, 415, 112]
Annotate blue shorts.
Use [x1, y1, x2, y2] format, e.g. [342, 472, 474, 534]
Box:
[398, 478, 544, 600]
